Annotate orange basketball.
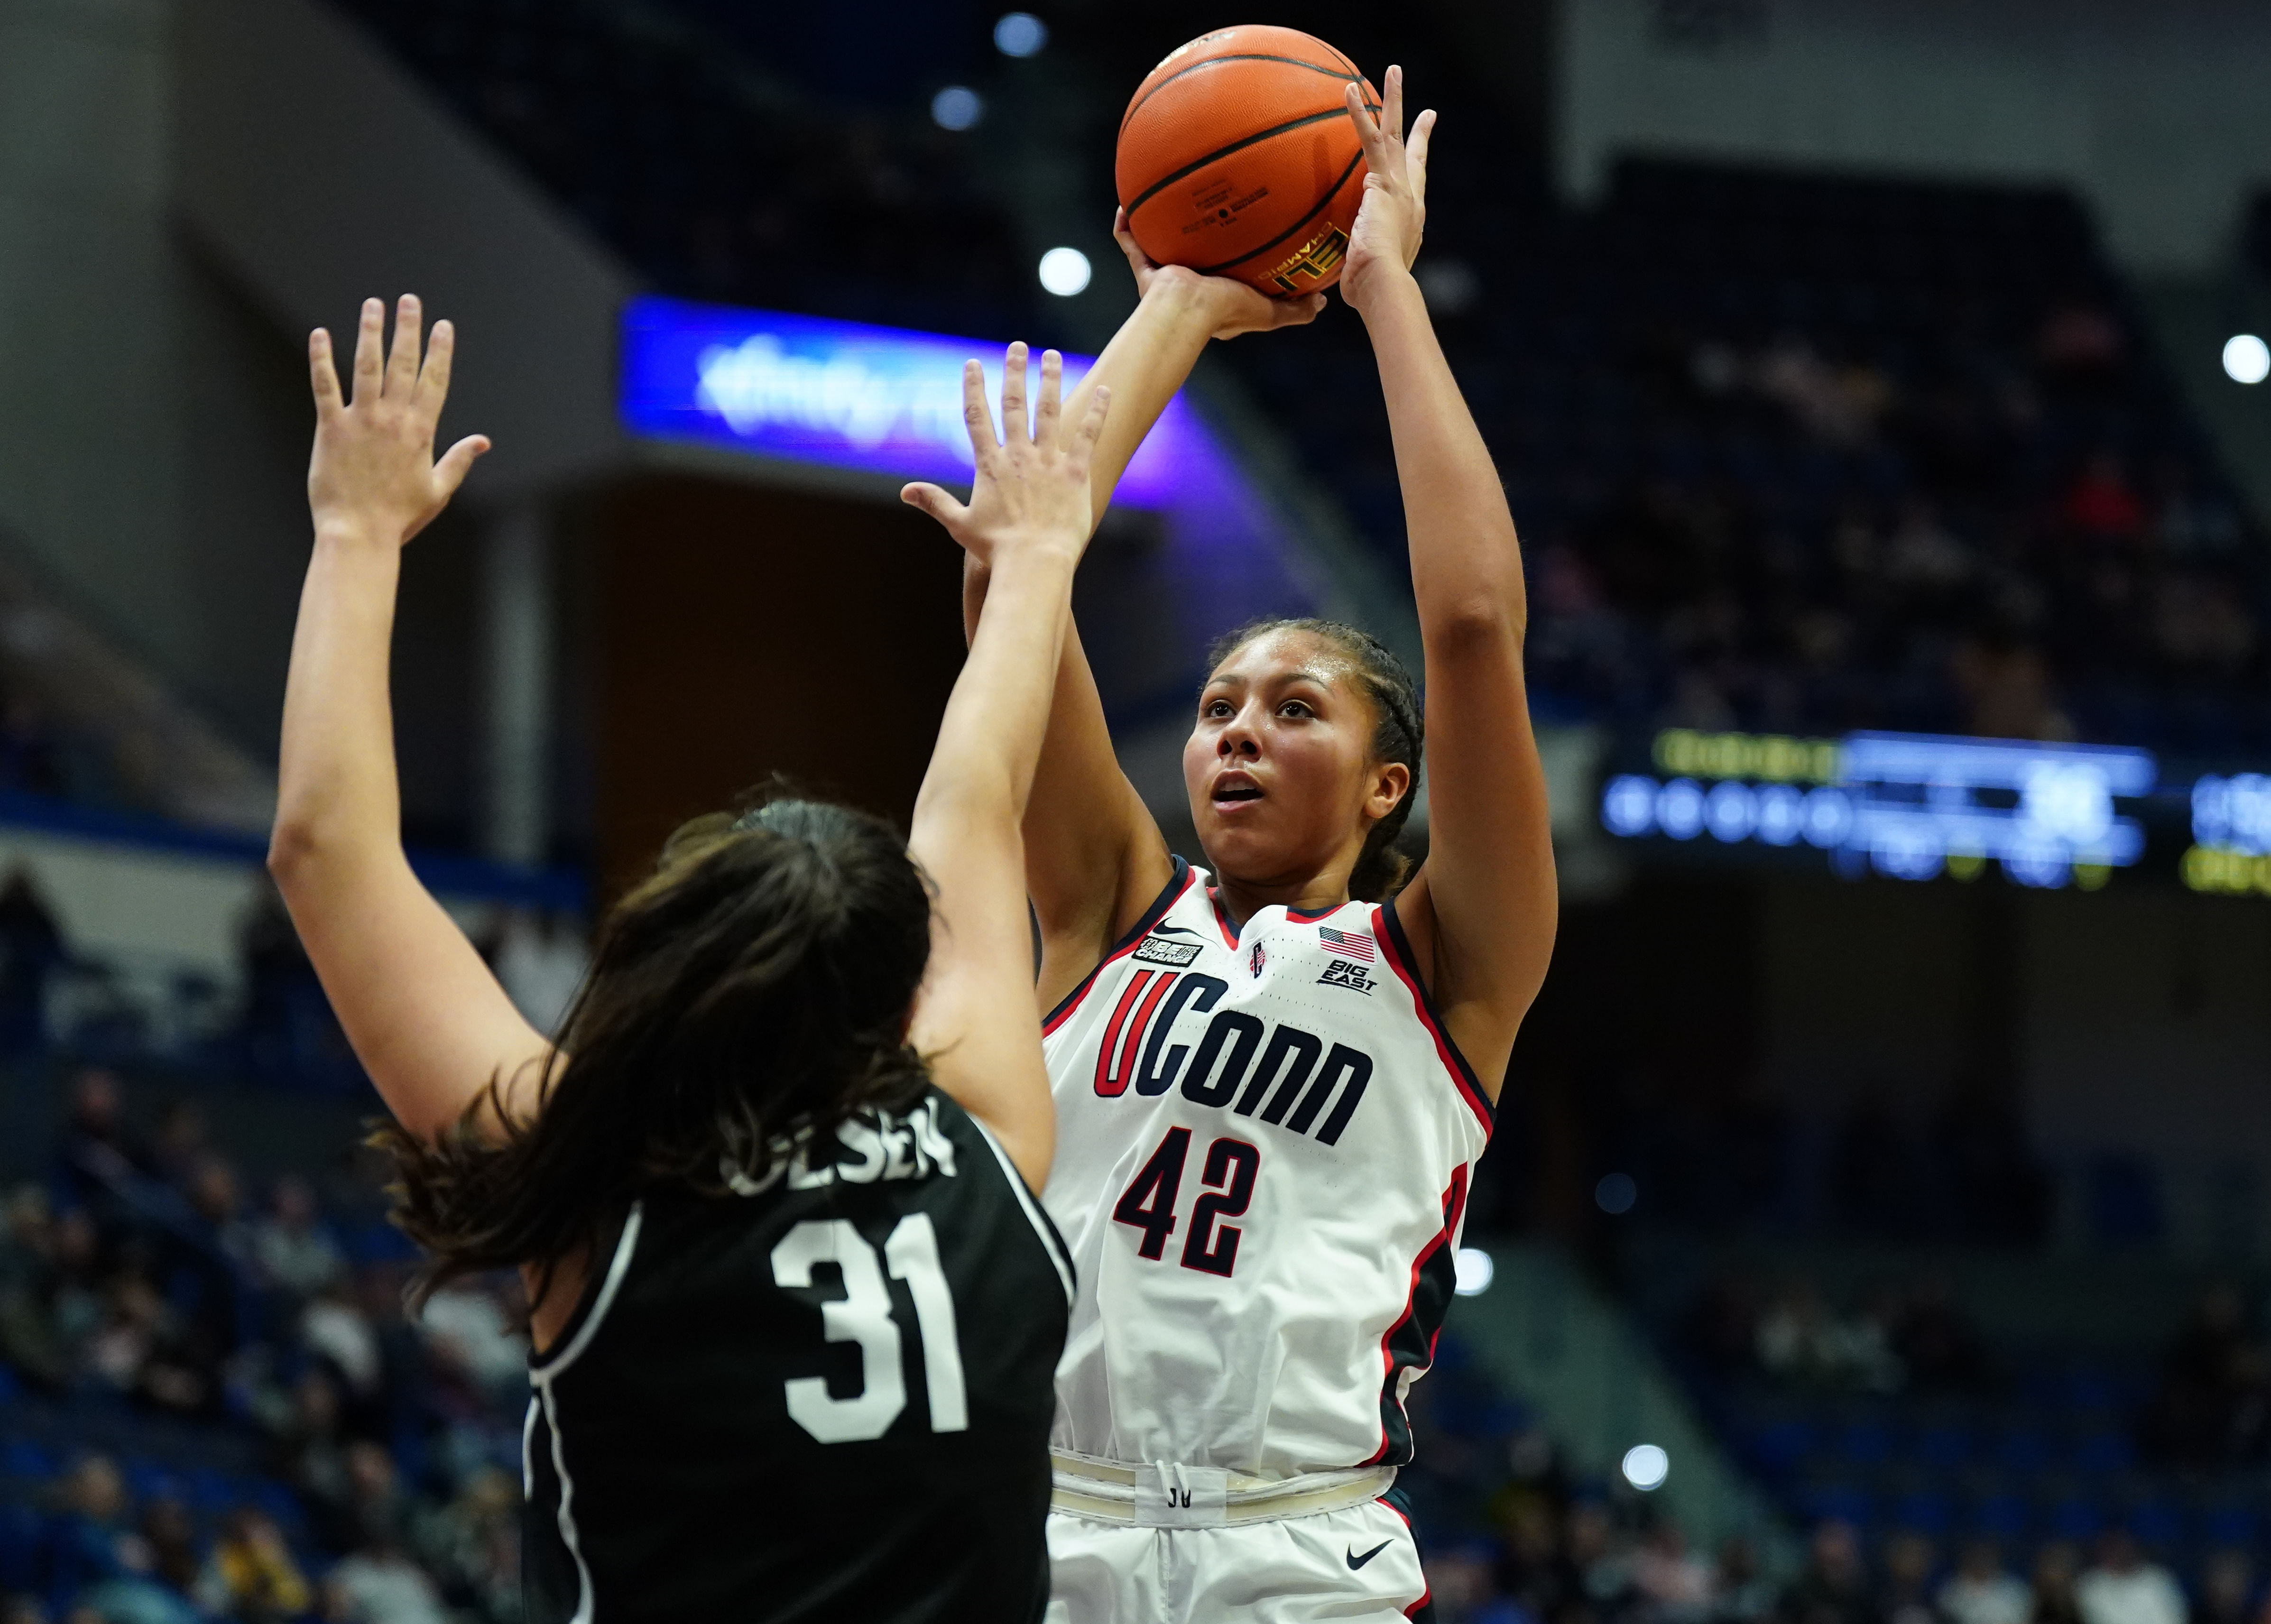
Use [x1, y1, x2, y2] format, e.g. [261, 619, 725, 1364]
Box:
[1116, 25, 1378, 298]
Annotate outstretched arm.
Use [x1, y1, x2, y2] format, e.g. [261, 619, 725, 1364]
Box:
[1339, 71, 1557, 1098]
[267, 296, 542, 1141]
[949, 221, 1324, 1008]
[903, 348, 1110, 1191]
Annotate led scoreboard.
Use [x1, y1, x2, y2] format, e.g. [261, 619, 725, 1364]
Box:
[2183, 774, 2271, 897]
[1603, 729, 2158, 890]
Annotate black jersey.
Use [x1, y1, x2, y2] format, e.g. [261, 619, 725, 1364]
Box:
[522, 1089, 1072, 1624]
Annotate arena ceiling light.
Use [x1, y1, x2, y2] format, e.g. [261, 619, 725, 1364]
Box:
[994, 12, 1047, 56]
[1452, 1247, 1495, 1297]
[930, 86, 983, 131]
[2224, 333, 2270, 385]
[1621, 1444, 1670, 1492]
[1038, 247, 1091, 297]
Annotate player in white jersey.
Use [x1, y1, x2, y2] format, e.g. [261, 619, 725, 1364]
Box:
[911, 66, 1554, 1624]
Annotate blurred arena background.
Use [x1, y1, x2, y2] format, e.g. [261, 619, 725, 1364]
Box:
[3, 0, 2271, 1619]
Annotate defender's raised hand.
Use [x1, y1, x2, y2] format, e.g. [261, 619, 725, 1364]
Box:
[901, 342, 1111, 565]
[1340, 65, 1436, 314]
[308, 295, 491, 545]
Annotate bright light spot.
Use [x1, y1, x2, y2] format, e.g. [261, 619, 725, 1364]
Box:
[930, 86, 984, 130]
[1656, 778, 1705, 840]
[1622, 1443, 1670, 1491]
[1454, 1247, 1496, 1297]
[1801, 785, 1853, 848]
[995, 11, 1048, 56]
[2022, 762, 2112, 845]
[1602, 775, 1658, 838]
[1705, 780, 1756, 843]
[1754, 783, 1804, 846]
[1038, 247, 1091, 297]
[1596, 1172, 1637, 1215]
[2224, 334, 2270, 385]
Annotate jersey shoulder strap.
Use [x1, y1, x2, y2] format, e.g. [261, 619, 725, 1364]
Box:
[1043, 855, 1200, 1035]
[1375, 895, 1495, 1135]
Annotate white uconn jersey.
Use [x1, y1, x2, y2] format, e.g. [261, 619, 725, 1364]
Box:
[1040, 858, 1493, 1480]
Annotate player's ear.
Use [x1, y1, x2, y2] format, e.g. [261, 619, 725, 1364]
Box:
[1369, 761, 1411, 820]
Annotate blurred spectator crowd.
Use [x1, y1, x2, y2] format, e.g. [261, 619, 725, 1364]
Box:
[1406, 1287, 2271, 1624]
[1636, 1264, 2271, 1624]
[1236, 156, 2265, 754]
[0, 864, 579, 1099]
[320, 0, 2270, 759]
[335, 0, 1034, 340]
[0, 1068, 527, 1624]
[1573, 1079, 2054, 1248]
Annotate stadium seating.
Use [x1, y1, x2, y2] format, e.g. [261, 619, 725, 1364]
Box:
[1227, 155, 2265, 751]
[331, 0, 1038, 341]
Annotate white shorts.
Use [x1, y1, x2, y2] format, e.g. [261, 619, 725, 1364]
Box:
[1044, 1493, 1434, 1624]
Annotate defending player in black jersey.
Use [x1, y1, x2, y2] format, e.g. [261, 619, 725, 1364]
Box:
[267, 296, 1109, 1623]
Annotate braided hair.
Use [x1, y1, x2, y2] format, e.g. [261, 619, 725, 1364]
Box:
[1203, 618, 1424, 902]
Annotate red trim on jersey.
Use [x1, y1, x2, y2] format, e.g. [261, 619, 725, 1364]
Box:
[1042, 859, 1197, 1039]
[1206, 889, 1241, 949]
[1364, 1166, 1469, 1467]
[1371, 904, 1494, 1135]
[1381, 1496, 1434, 1618]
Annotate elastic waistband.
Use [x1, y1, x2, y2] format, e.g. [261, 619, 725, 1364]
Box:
[1048, 1449, 1396, 1529]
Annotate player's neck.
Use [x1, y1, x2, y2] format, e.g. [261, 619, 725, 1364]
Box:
[1207, 870, 1353, 930]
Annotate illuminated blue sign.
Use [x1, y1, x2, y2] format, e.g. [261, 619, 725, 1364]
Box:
[619, 296, 1199, 508]
[1603, 729, 2157, 888]
[2191, 774, 2271, 855]
[2181, 774, 2271, 897]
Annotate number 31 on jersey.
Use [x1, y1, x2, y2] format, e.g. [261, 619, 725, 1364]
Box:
[770, 1215, 966, 1445]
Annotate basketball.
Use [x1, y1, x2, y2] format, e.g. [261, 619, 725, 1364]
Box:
[1116, 26, 1379, 298]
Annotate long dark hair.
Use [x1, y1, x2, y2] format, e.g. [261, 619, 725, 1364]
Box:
[1204, 617, 1424, 902]
[377, 796, 933, 1308]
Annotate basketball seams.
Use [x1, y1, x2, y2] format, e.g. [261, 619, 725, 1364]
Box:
[1117, 28, 1379, 296]
[1122, 106, 1356, 222]
[1118, 51, 1360, 139]
[1191, 147, 1366, 277]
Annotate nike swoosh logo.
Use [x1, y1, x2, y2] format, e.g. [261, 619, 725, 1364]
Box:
[1150, 923, 1200, 937]
[1347, 1540, 1392, 1570]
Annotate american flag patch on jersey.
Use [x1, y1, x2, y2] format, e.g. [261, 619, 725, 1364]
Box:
[1318, 924, 1374, 962]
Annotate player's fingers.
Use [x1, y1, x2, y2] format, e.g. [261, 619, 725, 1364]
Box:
[1000, 342, 1030, 444]
[386, 295, 423, 397]
[1345, 82, 1389, 171]
[432, 434, 491, 501]
[350, 298, 384, 405]
[1034, 351, 1063, 448]
[1072, 384, 1111, 454]
[1276, 294, 1327, 329]
[309, 330, 343, 420]
[958, 360, 998, 459]
[416, 318, 456, 410]
[1381, 65, 1403, 144]
[1409, 109, 1436, 183]
[900, 482, 970, 531]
